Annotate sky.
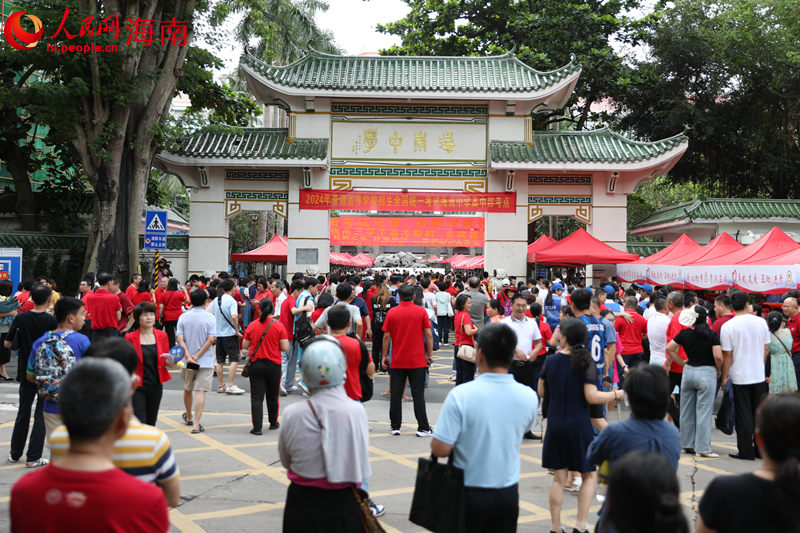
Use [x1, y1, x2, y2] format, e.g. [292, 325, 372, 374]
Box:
[317, 0, 410, 55]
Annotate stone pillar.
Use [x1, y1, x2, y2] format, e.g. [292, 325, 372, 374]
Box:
[287, 168, 330, 275]
[484, 170, 527, 277]
[187, 175, 229, 276]
[586, 175, 629, 282]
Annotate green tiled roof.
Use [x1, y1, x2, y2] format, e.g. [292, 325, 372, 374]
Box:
[173, 128, 328, 160]
[490, 128, 688, 164]
[626, 242, 669, 257]
[241, 50, 580, 94]
[633, 198, 800, 228]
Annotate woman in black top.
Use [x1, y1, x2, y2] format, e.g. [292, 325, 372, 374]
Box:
[698, 393, 800, 533]
[665, 305, 721, 457]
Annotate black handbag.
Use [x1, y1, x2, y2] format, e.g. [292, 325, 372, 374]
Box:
[409, 454, 466, 533]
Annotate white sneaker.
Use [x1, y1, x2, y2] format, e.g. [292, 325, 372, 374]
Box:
[369, 500, 385, 517]
[416, 429, 433, 438]
[390, 429, 401, 436]
[226, 385, 246, 394]
[7, 454, 19, 463]
[449, 371, 456, 381]
[286, 385, 298, 392]
[25, 458, 48, 468]
[696, 452, 719, 458]
[279, 386, 287, 397]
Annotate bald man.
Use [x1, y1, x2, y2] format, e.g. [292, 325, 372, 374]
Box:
[781, 297, 800, 387]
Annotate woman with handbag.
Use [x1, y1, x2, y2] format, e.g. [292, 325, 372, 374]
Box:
[765, 311, 798, 393]
[279, 336, 375, 533]
[454, 293, 478, 385]
[242, 299, 289, 435]
[157, 278, 190, 348]
[125, 301, 172, 425]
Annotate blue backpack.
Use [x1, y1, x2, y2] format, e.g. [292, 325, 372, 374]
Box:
[34, 331, 77, 401]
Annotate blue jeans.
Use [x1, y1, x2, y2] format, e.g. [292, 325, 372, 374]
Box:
[679, 365, 717, 453]
[282, 340, 300, 389]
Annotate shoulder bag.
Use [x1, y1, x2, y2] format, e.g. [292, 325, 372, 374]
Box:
[217, 295, 237, 333]
[409, 453, 466, 533]
[455, 314, 476, 363]
[241, 319, 274, 378]
[307, 401, 386, 533]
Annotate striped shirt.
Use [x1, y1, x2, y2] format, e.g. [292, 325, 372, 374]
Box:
[49, 417, 179, 484]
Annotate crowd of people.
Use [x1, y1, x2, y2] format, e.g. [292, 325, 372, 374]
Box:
[3, 266, 800, 532]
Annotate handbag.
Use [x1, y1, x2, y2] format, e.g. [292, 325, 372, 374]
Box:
[455, 314, 476, 363]
[241, 319, 274, 378]
[715, 380, 735, 435]
[307, 402, 386, 533]
[409, 453, 466, 533]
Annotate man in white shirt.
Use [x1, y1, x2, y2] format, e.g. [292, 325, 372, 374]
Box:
[272, 280, 287, 318]
[176, 289, 216, 433]
[646, 295, 670, 366]
[720, 291, 770, 461]
[501, 293, 543, 439]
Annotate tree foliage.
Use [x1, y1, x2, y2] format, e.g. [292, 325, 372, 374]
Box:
[614, 0, 800, 198]
[378, 0, 647, 129]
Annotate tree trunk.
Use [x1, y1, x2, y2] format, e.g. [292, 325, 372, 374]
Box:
[255, 210, 268, 275]
[2, 141, 38, 231]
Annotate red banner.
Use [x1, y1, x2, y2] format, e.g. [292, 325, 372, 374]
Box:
[330, 217, 485, 247]
[300, 189, 515, 213]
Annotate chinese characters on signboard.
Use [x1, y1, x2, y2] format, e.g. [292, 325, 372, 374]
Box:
[330, 217, 485, 247]
[300, 189, 515, 213]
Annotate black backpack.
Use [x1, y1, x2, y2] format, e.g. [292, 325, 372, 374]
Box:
[294, 295, 315, 346]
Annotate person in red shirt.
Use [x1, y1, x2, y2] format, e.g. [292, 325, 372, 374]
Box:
[381, 283, 433, 436]
[279, 280, 304, 392]
[157, 278, 189, 347]
[242, 299, 289, 433]
[614, 296, 648, 383]
[530, 302, 553, 358]
[109, 275, 134, 334]
[782, 296, 800, 387]
[132, 279, 156, 306]
[363, 279, 376, 322]
[712, 294, 734, 335]
[125, 273, 142, 302]
[153, 276, 168, 323]
[252, 278, 273, 308]
[328, 304, 374, 401]
[665, 292, 688, 395]
[83, 273, 122, 343]
[10, 357, 169, 533]
[453, 293, 478, 385]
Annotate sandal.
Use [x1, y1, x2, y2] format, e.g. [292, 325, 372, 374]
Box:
[182, 413, 193, 426]
[190, 425, 205, 434]
[380, 390, 390, 397]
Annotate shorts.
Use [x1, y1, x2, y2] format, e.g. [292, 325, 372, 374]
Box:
[215, 336, 241, 364]
[182, 367, 213, 392]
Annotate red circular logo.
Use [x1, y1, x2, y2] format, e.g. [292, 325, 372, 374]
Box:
[4, 11, 43, 50]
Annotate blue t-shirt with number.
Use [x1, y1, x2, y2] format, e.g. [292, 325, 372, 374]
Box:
[579, 314, 607, 383]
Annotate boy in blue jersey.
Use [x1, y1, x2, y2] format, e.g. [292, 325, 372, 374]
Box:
[570, 288, 610, 431]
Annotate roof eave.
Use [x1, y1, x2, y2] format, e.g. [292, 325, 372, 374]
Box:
[489, 142, 688, 171]
[154, 152, 328, 168]
[241, 62, 582, 104]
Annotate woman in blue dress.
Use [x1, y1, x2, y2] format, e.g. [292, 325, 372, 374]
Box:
[539, 318, 623, 533]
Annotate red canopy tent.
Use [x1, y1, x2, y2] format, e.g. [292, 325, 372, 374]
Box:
[526, 235, 557, 263]
[642, 233, 743, 287]
[534, 228, 639, 265]
[426, 255, 443, 263]
[617, 234, 701, 283]
[329, 252, 357, 266]
[353, 253, 375, 267]
[230, 235, 288, 262]
[453, 256, 484, 270]
[442, 254, 466, 264]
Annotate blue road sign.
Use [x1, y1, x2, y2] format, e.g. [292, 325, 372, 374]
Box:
[144, 210, 168, 250]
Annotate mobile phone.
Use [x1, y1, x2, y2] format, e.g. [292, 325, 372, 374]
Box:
[186, 362, 200, 371]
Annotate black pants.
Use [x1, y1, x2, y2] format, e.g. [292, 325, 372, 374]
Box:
[10, 380, 45, 462]
[390, 367, 429, 431]
[618, 352, 644, 388]
[464, 484, 519, 533]
[371, 327, 384, 371]
[668, 371, 682, 428]
[164, 320, 178, 348]
[455, 350, 476, 385]
[91, 327, 118, 343]
[732, 381, 768, 459]
[283, 483, 363, 533]
[437, 315, 451, 344]
[792, 353, 800, 392]
[249, 358, 281, 430]
[0, 332, 10, 366]
[133, 383, 163, 426]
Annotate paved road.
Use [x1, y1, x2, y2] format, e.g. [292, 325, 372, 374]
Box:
[0, 344, 758, 532]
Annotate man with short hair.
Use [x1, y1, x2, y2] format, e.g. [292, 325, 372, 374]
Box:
[25, 297, 90, 446]
[6, 284, 57, 468]
[177, 290, 216, 433]
[83, 273, 122, 342]
[614, 296, 648, 380]
[49, 338, 180, 507]
[637, 284, 653, 314]
[212, 279, 245, 395]
[665, 291, 688, 403]
[646, 296, 671, 367]
[501, 293, 543, 439]
[466, 276, 489, 329]
[109, 275, 134, 334]
[432, 322, 538, 532]
[571, 288, 610, 431]
[13, 358, 170, 531]
[382, 283, 434, 437]
[314, 282, 363, 337]
[126, 273, 142, 301]
[720, 291, 770, 460]
[280, 279, 311, 393]
[781, 296, 800, 388]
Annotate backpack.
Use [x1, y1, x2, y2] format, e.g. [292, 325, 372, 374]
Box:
[294, 295, 315, 347]
[34, 331, 77, 401]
